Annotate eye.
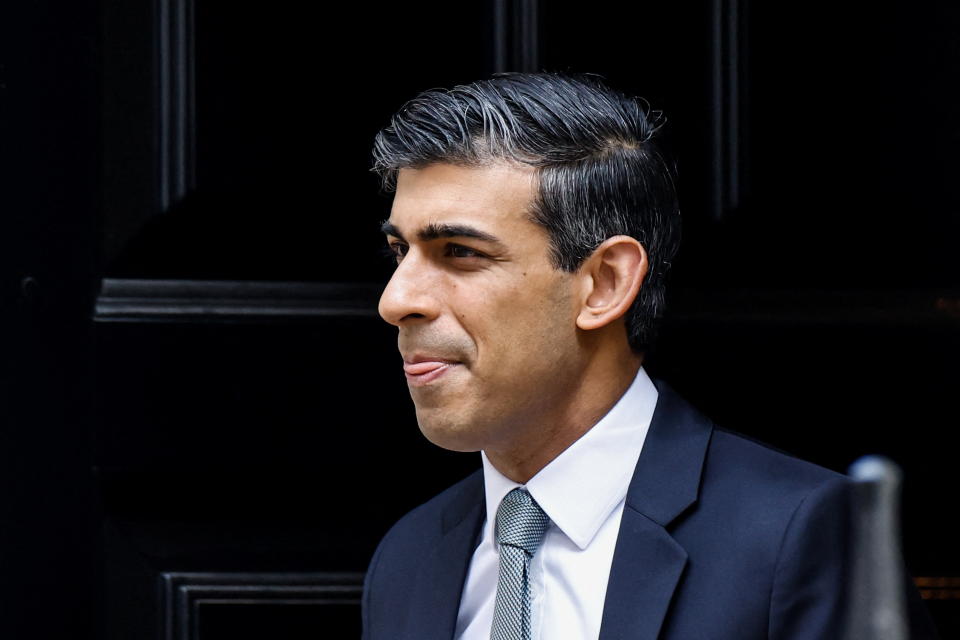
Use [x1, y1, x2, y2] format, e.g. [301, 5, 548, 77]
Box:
[446, 244, 485, 259]
[384, 241, 408, 263]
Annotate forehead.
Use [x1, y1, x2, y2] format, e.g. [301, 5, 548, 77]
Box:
[389, 163, 538, 232]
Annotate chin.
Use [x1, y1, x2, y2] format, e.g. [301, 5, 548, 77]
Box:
[415, 408, 484, 453]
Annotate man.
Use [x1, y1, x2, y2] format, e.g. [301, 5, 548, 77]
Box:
[362, 73, 934, 639]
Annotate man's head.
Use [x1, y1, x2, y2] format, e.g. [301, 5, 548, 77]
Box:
[373, 73, 680, 472]
[374, 73, 681, 352]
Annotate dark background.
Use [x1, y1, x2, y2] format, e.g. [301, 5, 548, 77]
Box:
[1, 1, 957, 638]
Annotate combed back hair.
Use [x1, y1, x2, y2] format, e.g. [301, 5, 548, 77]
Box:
[372, 72, 681, 352]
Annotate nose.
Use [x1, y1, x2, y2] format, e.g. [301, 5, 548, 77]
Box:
[378, 254, 440, 326]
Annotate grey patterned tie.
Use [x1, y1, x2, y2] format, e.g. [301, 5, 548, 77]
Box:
[490, 488, 550, 640]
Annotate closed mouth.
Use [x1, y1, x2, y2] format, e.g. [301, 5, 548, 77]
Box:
[402, 359, 460, 385]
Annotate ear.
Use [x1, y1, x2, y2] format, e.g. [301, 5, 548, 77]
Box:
[576, 235, 649, 332]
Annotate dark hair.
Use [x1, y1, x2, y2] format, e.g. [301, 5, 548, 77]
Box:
[372, 72, 681, 352]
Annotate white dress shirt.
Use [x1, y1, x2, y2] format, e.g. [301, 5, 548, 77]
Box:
[454, 367, 659, 640]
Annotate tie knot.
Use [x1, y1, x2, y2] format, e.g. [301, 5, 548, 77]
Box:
[495, 488, 550, 556]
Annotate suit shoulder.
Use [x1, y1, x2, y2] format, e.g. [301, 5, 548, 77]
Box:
[374, 468, 484, 553]
[707, 426, 849, 499]
[675, 424, 853, 581]
[363, 469, 484, 638]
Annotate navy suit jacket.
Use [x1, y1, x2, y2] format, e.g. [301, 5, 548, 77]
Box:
[362, 382, 937, 639]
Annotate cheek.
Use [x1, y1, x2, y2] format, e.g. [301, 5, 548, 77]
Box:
[498, 288, 576, 360]
[466, 269, 577, 359]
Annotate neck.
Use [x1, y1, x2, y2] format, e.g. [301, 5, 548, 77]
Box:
[484, 346, 643, 484]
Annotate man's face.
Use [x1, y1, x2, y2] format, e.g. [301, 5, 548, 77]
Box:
[379, 162, 585, 453]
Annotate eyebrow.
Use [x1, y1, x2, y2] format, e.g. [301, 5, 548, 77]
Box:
[380, 221, 505, 247]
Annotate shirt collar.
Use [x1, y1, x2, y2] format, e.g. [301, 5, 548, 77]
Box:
[480, 367, 659, 550]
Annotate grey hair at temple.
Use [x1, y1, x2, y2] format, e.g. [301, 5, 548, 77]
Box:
[371, 72, 681, 352]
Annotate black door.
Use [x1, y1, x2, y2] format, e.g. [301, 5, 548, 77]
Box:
[1, 1, 957, 638]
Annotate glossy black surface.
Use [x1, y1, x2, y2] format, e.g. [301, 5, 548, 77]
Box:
[1, 1, 957, 638]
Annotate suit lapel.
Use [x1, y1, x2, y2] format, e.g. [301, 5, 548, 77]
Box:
[404, 471, 485, 640]
[599, 382, 714, 640]
[598, 507, 688, 640]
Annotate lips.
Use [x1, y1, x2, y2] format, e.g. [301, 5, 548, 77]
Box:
[403, 361, 451, 375]
[402, 357, 461, 386]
